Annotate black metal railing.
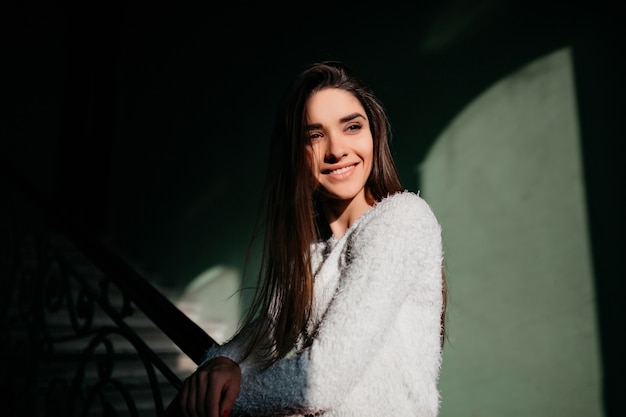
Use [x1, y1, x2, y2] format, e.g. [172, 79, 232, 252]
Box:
[1, 162, 215, 416]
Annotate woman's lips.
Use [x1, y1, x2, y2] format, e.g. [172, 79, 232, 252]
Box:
[323, 162, 358, 178]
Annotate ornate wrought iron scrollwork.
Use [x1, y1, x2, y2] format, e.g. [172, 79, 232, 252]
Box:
[1, 167, 217, 417]
[2, 230, 185, 417]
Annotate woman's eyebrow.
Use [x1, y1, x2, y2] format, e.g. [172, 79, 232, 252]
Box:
[340, 112, 366, 123]
[305, 122, 322, 131]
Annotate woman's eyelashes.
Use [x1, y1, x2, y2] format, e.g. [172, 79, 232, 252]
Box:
[308, 123, 362, 142]
[346, 123, 362, 132]
[308, 131, 323, 142]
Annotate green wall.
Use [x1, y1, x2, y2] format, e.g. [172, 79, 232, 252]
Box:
[421, 47, 603, 416]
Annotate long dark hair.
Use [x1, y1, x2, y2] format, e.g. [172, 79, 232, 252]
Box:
[240, 61, 404, 365]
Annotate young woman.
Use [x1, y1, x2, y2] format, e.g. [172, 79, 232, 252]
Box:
[180, 61, 446, 417]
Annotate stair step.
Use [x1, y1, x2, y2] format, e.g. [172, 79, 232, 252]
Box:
[3, 229, 202, 416]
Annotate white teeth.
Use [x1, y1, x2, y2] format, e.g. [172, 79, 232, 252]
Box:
[330, 165, 354, 175]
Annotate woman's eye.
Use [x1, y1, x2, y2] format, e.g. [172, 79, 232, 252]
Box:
[347, 123, 362, 132]
[309, 132, 322, 141]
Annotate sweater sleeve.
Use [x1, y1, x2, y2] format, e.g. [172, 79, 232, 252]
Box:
[231, 192, 443, 416]
[199, 319, 265, 375]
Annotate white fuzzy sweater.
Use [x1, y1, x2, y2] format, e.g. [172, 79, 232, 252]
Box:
[201, 191, 444, 417]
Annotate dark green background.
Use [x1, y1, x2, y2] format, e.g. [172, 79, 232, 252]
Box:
[3, 0, 623, 415]
[7, 0, 615, 289]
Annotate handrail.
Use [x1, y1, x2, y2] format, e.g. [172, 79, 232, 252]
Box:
[0, 160, 216, 366]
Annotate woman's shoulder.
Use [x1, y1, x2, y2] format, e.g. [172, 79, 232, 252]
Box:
[369, 190, 439, 227]
[346, 190, 440, 244]
[347, 190, 441, 255]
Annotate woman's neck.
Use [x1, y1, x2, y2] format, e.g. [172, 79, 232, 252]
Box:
[322, 195, 374, 238]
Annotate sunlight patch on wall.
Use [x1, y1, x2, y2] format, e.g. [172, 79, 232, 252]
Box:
[174, 264, 243, 371]
[419, 47, 603, 416]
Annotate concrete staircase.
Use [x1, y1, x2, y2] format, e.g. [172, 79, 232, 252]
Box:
[4, 232, 196, 417]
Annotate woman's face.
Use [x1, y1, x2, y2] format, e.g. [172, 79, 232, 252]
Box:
[305, 88, 374, 205]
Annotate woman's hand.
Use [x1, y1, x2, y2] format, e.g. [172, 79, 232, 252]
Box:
[180, 356, 242, 417]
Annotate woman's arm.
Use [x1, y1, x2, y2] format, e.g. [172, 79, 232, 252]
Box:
[231, 192, 444, 416]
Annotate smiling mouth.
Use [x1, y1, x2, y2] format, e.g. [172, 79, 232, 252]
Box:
[324, 163, 358, 175]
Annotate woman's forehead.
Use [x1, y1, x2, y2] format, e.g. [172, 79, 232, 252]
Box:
[305, 88, 365, 122]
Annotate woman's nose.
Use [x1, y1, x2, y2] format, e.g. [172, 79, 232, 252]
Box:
[324, 134, 347, 162]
